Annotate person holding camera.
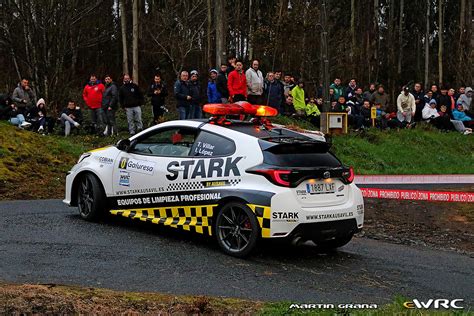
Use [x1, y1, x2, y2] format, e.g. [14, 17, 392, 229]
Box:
[147, 73, 168, 124]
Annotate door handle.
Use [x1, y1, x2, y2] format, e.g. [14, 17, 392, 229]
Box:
[168, 165, 185, 172]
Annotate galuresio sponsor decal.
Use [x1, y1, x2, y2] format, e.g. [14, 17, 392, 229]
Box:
[119, 157, 155, 175]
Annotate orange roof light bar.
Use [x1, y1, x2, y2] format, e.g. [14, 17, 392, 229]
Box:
[203, 102, 278, 117]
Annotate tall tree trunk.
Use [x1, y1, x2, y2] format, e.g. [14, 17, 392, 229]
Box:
[388, 0, 396, 102]
[132, 0, 139, 83]
[374, 0, 380, 82]
[120, 0, 129, 75]
[248, 0, 253, 60]
[458, 0, 466, 85]
[321, 0, 330, 112]
[397, 0, 404, 77]
[467, 0, 473, 84]
[350, 0, 356, 70]
[215, 0, 225, 67]
[416, 33, 421, 81]
[207, 0, 212, 68]
[424, 0, 430, 88]
[438, 0, 443, 86]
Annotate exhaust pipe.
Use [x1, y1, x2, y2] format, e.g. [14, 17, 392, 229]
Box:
[291, 235, 304, 246]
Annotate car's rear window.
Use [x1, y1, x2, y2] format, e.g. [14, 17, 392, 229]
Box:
[260, 141, 341, 167]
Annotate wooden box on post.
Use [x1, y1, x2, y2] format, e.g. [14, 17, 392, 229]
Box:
[320, 112, 348, 135]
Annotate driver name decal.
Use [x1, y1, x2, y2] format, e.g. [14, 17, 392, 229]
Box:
[119, 157, 155, 175]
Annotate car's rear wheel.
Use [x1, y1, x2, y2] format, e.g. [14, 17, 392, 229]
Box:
[215, 202, 259, 257]
[77, 173, 105, 221]
[313, 234, 354, 251]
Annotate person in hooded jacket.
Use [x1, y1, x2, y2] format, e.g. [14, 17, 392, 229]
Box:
[207, 69, 221, 104]
[452, 103, 474, 127]
[422, 99, 452, 130]
[456, 87, 473, 117]
[147, 73, 168, 124]
[102, 75, 119, 135]
[27, 98, 55, 133]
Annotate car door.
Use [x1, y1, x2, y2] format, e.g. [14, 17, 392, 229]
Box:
[112, 126, 200, 202]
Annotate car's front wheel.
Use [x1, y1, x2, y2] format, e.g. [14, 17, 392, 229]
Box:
[215, 202, 259, 257]
[77, 173, 106, 221]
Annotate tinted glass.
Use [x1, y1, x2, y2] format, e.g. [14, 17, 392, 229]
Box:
[262, 143, 341, 167]
[192, 131, 235, 157]
[132, 127, 197, 157]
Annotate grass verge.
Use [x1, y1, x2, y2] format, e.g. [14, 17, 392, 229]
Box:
[2, 283, 469, 315]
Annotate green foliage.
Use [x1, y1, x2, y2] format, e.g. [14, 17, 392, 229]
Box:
[331, 128, 474, 175]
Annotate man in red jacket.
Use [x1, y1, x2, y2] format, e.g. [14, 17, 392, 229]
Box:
[83, 74, 105, 133]
[227, 60, 247, 102]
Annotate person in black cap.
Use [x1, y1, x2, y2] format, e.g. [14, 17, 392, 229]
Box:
[396, 86, 416, 127]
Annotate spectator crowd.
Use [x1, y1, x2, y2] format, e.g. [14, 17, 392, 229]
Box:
[0, 56, 472, 136]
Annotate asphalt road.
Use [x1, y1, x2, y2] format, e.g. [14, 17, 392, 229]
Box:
[0, 199, 473, 306]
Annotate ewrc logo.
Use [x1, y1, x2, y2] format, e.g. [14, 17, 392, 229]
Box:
[403, 299, 464, 309]
[119, 157, 155, 175]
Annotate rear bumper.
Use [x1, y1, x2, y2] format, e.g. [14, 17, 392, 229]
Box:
[264, 184, 364, 238]
[289, 219, 360, 241]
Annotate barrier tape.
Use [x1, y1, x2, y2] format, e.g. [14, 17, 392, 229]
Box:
[361, 188, 474, 203]
[355, 174, 474, 185]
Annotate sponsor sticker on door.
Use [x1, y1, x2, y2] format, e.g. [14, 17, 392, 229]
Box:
[119, 157, 155, 175]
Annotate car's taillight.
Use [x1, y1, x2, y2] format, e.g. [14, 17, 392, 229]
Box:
[342, 166, 355, 184]
[249, 169, 291, 187]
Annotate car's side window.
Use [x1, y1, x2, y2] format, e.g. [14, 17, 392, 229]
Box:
[131, 127, 198, 157]
[191, 131, 236, 157]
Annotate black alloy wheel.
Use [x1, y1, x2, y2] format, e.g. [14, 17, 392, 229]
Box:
[215, 202, 259, 257]
[77, 173, 105, 221]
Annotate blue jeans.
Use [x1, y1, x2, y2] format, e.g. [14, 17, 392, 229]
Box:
[125, 106, 143, 135]
[178, 106, 190, 120]
[9, 114, 25, 126]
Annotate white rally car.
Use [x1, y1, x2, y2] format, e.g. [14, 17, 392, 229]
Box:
[64, 102, 364, 257]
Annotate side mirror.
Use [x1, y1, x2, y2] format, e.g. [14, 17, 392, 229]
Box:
[116, 139, 131, 152]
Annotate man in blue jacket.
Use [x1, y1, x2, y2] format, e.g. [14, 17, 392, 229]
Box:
[207, 69, 221, 104]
